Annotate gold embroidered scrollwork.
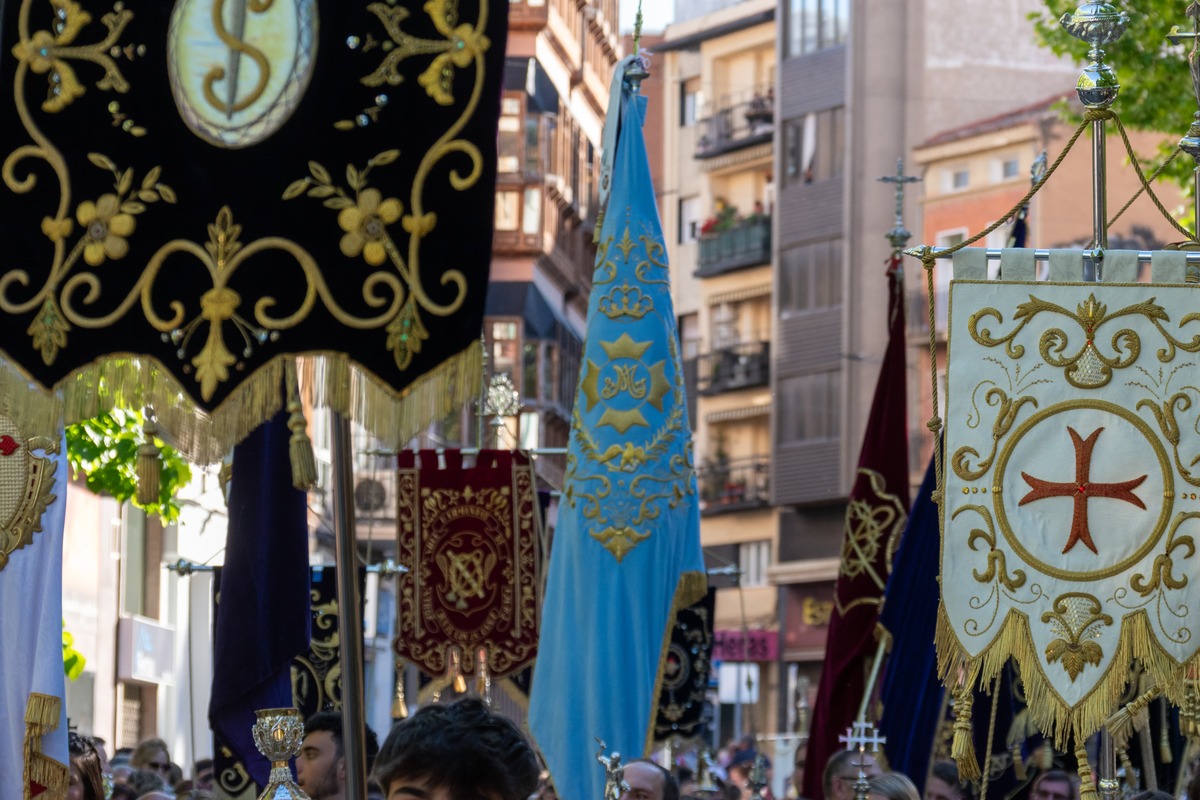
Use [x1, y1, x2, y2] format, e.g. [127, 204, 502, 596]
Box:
[952, 387, 1037, 481]
[969, 293, 1200, 388]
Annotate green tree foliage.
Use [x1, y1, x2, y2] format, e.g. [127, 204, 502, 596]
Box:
[1030, 2, 1198, 197]
[62, 621, 86, 680]
[65, 408, 192, 522]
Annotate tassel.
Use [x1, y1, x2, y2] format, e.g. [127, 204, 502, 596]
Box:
[449, 648, 467, 694]
[285, 360, 317, 491]
[952, 685, 980, 781]
[391, 658, 409, 719]
[1075, 739, 1098, 800]
[136, 413, 161, 506]
[1118, 752, 1136, 791]
[1106, 686, 1159, 749]
[1183, 678, 1200, 741]
[1160, 697, 1173, 763]
[1011, 745, 1027, 781]
[476, 648, 491, 704]
[1039, 741, 1054, 770]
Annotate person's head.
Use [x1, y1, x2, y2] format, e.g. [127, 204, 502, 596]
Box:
[373, 698, 539, 800]
[112, 765, 135, 785]
[926, 762, 971, 800]
[1031, 771, 1078, 800]
[193, 759, 214, 792]
[792, 741, 808, 794]
[823, 750, 882, 800]
[68, 732, 105, 800]
[110, 784, 138, 800]
[126, 769, 166, 799]
[130, 738, 171, 782]
[622, 760, 678, 800]
[299, 712, 346, 800]
[867, 773, 919, 800]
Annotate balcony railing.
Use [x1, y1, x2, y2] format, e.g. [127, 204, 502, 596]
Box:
[698, 455, 770, 515]
[695, 93, 774, 159]
[697, 216, 771, 277]
[696, 342, 770, 395]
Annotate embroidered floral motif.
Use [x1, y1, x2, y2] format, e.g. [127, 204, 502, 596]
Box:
[338, 188, 403, 266]
[76, 193, 135, 266]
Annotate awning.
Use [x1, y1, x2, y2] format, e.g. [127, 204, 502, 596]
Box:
[708, 283, 772, 306]
[505, 57, 558, 114]
[705, 404, 771, 424]
[485, 281, 579, 342]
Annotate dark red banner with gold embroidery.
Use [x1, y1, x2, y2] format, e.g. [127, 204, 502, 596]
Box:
[394, 450, 540, 679]
[0, 0, 506, 460]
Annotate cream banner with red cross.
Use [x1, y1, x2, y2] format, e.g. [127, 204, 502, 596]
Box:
[940, 279, 1200, 746]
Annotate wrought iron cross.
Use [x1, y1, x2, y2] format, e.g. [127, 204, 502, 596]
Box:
[878, 158, 921, 251]
[838, 719, 887, 754]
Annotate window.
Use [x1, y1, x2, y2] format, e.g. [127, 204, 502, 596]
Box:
[679, 196, 701, 244]
[739, 541, 772, 587]
[783, 108, 844, 186]
[495, 191, 520, 230]
[780, 238, 843, 313]
[522, 188, 541, 235]
[680, 80, 700, 127]
[786, 0, 848, 58]
[488, 320, 520, 383]
[497, 96, 522, 173]
[1001, 157, 1020, 180]
[777, 371, 840, 442]
[945, 167, 969, 192]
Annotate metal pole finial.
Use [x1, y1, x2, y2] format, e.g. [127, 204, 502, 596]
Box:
[626, 1, 649, 95]
[1168, 2, 1200, 240]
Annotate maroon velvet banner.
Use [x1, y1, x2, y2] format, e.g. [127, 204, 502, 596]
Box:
[394, 450, 540, 679]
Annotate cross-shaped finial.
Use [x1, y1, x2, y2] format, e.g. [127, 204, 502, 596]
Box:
[878, 158, 921, 252]
[838, 720, 887, 754]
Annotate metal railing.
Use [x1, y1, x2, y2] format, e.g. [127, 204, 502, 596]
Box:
[697, 455, 770, 514]
[696, 341, 770, 394]
[697, 216, 771, 276]
[695, 92, 774, 158]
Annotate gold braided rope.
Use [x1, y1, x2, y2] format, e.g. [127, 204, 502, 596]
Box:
[979, 673, 1002, 800]
[1102, 114, 1193, 244]
[1105, 145, 1185, 237]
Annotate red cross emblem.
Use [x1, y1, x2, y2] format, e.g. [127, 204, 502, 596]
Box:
[0, 435, 19, 456]
[1019, 426, 1147, 555]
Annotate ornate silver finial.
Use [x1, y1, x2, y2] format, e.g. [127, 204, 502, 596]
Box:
[1169, 5, 1200, 159]
[595, 740, 628, 800]
[878, 158, 921, 252]
[1061, 2, 1130, 109]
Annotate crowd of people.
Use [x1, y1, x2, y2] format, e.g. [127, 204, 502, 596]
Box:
[64, 704, 1191, 800]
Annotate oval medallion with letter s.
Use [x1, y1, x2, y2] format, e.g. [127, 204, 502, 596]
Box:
[167, 0, 319, 149]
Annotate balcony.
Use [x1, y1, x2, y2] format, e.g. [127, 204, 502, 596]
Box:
[698, 455, 770, 516]
[696, 342, 770, 395]
[508, 0, 548, 30]
[697, 217, 771, 277]
[695, 91, 774, 159]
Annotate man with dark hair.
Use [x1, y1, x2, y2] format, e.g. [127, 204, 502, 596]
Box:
[622, 759, 678, 800]
[822, 750, 881, 800]
[193, 759, 214, 792]
[373, 698, 539, 800]
[298, 712, 380, 800]
[1030, 771, 1077, 800]
[925, 761, 971, 800]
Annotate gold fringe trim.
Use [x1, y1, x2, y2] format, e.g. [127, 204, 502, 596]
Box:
[0, 341, 482, 465]
[643, 570, 708, 755]
[1075, 739, 1097, 800]
[285, 359, 317, 491]
[936, 604, 1188, 749]
[24, 693, 67, 800]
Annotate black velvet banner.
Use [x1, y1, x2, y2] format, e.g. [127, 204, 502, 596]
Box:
[0, 0, 506, 454]
[654, 587, 716, 745]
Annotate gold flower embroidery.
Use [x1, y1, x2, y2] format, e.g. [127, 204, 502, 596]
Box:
[338, 188, 402, 266]
[11, 1, 93, 112]
[417, 23, 490, 106]
[76, 193, 135, 266]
